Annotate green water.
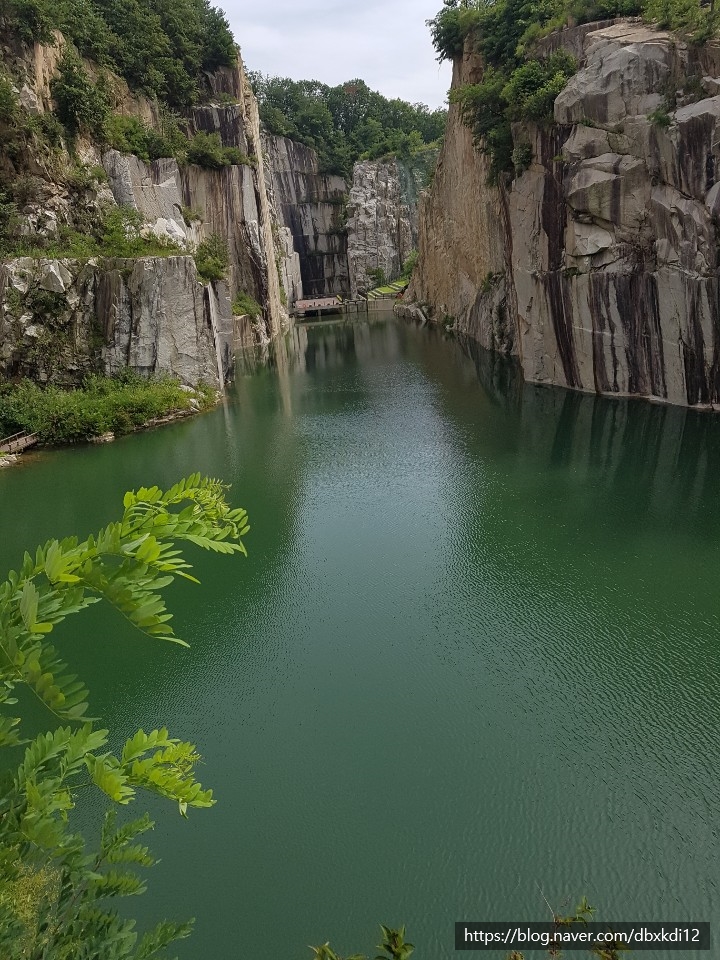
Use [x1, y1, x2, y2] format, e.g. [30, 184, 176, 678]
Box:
[1, 313, 719, 957]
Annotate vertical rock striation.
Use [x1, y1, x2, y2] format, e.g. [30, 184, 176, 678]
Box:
[406, 21, 720, 410]
[0, 255, 233, 389]
[264, 135, 349, 299]
[346, 159, 415, 296]
[0, 36, 293, 390]
[405, 44, 513, 353]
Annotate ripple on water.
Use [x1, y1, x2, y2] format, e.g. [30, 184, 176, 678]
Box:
[1, 317, 719, 957]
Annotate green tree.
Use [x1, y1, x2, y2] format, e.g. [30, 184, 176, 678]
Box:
[50, 50, 110, 137]
[0, 474, 250, 957]
[250, 73, 447, 179]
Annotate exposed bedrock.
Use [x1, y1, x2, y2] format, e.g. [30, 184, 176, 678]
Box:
[406, 22, 720, 409]
[264, 135, 349, 299]
[0, 255, 232, 389]
[346, 154, 433, 297]
[0, 35, 291, 389]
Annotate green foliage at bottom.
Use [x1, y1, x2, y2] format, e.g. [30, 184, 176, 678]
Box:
[0, 372, 209, 443]
[0, 474, 250, 959]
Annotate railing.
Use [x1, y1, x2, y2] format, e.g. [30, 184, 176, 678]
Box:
[0, 431, 38, 454]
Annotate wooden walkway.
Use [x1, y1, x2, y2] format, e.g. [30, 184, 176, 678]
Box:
[0, 431, 38, 454]
[292, 294, 399, 319]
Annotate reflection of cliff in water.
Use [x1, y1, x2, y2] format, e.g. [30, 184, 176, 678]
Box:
[454, 331, 720, 541]
[234, 313, 402, 378]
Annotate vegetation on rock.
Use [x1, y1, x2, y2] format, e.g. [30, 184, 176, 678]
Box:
[194, 233, 229, 283]
[0, 0, 236, 108]
[232, 290, 262, 318]
[1, 204, 182, 259]
[250, 75, 447, 179]
[428, 0, 719, 182]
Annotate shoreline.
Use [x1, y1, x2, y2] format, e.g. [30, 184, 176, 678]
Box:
[0, 392, 222, 469]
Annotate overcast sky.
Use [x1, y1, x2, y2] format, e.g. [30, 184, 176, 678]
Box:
[223, 0, 453, 110]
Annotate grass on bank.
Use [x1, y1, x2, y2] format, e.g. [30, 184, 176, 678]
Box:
[0, 371, 215, 444]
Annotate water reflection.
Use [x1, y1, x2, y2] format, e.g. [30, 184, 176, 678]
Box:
[2, 314, 719, 960]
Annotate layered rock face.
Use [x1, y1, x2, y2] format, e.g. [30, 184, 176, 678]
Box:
[408, 22, 720, 410]
[0, 256, 233, 389]
[0, 36, 290, 389]
[103, 54, 291, 343]
[264, 136, 349, 299]
[406, 47, 513, 352]
[346, 159, 416, 296]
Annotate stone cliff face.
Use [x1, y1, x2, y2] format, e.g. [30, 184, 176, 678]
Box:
[407, 22, 720, 410]
[346, 158, 417, 297]
[0, 36, 290, 389]
[102, 53, 291, 344]
[264, 135, 349, 299]
[406, 46, 513, 352]
[0, 255, 233, 389]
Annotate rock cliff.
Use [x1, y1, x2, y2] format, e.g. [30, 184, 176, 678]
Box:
[406, 22, 720, 410]
[0, 255, 233, 389]
[405, 47, 513, 352]
[264, 135, 349, 299]
[0, 34, 290, 389]
[346, 156, 429, 297]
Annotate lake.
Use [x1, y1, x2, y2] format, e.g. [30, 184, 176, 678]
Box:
[0, 311, 718, 958]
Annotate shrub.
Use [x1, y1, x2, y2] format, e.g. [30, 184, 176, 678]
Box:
[426, 2, 484, 62]
[194, 234, 229, 283]
[512, 142, 533, 174]
[642, 0, 706, 31]
[0, 0, 54, 44]
[181, 205, 203, 225]
[0, 74, 18, 125]
[186, 131, 229, 169]
[649, 106, 673, 127]
[27, 111, 65, 149]
[0, 191, 18, 254]
[11, 173, 42, 206]
[104, 114, 183, 162]
[0, 374, 195, 443]
[232, 290, 262, 318]
[223, 146, 255, 166]
[50, 51, 110, 137]
[401, 249, 418, 279]
[503, 52, 577, 123]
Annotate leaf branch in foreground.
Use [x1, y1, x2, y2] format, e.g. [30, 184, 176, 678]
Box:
[0, 473, 250, 741]
[0, 474, 248, 959]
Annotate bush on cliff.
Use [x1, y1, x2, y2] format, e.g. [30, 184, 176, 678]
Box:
[1, 0, 236, 109]
[50, 50, 110, 137]
[232, 291, 262, 318]
[194, 234, 229, 283]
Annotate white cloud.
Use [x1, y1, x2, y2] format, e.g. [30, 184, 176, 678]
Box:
[224, 0, 452, 109]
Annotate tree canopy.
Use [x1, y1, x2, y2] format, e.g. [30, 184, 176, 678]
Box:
[0, 0, 237, 108]
[250, 74, 447, 179]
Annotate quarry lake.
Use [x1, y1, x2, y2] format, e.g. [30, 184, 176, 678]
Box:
[1, 312, 719, 958]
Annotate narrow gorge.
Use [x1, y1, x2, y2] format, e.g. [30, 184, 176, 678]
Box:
[0, 35, 432, 392]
